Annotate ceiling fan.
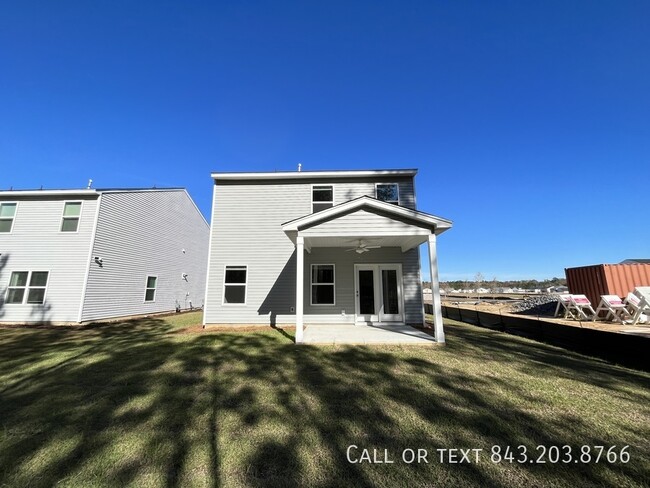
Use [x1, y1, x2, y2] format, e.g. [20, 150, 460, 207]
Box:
[345, 240, 381, 254]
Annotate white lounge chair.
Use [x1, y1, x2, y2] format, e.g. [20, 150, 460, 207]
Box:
[627, 287, 650, 325]
[554, 294, 574, 318]
[567, 294, 597, 320]
[593, 294, 632, 323]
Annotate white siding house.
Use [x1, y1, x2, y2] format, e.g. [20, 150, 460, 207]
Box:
[0, 188, 209, 324]
[203, 169, 452, 343]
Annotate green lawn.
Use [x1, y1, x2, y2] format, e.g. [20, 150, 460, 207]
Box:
[0, 312, 648, 487]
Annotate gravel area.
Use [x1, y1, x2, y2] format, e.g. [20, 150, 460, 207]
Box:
[510, 294, 559, 315]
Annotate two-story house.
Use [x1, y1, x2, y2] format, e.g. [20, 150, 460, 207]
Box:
[203, 169, 452, 343]
[0, 188, 209, 324]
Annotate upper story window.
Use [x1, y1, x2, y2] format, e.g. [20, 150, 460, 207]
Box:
[0, 202, 17, 232]
[61, 202, 82, 232]
[6, 271, 49, 304]
[375, 183, 400, 205]
[312, 185, 333, 213]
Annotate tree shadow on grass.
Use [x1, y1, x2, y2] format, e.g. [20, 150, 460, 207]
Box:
[0, 317, 648, 487]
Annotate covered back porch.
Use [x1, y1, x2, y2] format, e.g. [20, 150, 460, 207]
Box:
[282, 196, 452, 344]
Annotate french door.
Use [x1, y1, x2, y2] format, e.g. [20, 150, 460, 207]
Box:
[354, 264, 404, 323]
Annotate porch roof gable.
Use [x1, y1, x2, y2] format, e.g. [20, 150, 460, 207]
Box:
[281, 196, 453, 235]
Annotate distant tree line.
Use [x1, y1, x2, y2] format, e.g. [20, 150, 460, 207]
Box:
[423, 277, 567, 290]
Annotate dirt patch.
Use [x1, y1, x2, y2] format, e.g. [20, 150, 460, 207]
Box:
[443, 301, 514, 314]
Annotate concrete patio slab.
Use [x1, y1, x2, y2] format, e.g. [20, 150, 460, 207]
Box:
[302, 323, 439, 345]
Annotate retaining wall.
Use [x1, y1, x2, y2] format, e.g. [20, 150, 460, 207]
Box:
[425, 303, 649, 371]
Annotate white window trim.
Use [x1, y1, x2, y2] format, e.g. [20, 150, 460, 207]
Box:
[311, 184, 334, 213]
[222, 265, 248, 306]
[375, 183, 400, 205]
[0, 201, 18, 234]
[310, 263, 336, 306]
[144, 275, 158, 303]
[60, 200, 84, 233]
[4, 270, 50, 305]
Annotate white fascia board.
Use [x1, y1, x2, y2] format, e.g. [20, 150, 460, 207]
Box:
[211, 169, 418, 180]
[282, 196, 453, 234]
[0, 188, 185, 198]
[0, 189, 98, 197]
[96, 188, 184, 194]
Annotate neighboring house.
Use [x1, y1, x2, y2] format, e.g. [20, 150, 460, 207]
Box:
[0, 188, 209, 324]
[203, 169, 452, 343]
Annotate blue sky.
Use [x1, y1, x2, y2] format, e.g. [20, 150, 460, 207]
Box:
[1, 1, 648, 281]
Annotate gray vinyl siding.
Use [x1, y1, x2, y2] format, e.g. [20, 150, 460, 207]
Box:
[204, 176, 422, 325]
[204, 182, 305, 324]
[81, 191, 209, 321]
[0, 196, 98, 323]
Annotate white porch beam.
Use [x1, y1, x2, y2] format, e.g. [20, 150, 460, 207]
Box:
[427, 233, 445, 344]
[400, 235, 428, 253]
[295, 236, 305, 343]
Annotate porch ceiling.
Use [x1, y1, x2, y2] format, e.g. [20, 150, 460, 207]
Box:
[302, 235, 428, 253]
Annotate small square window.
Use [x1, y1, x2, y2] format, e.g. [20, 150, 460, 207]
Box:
[30, 272, 49, 287]
[0, 202, 17, 232]
[145, 276, 157, 302]
[223, 266, 247, 304]
[6, 288, 25, 304]
[376, 183, 399, 205]
[312, 185, 333, 213]
[27, 288, 46, 304]
[9, 271, 28, 287]
[61, 202, 82, 232]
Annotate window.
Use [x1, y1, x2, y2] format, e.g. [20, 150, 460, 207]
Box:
[223, 266, 247, 304]
[144, 276, 157, 302]
[312, 185, 333, 213]
[311, 264, 335, 305]
[375, 183, 399, 205]
[5, 271, 49, 304]
[0, 202, 17, 232]
[61, 202, 82, 232]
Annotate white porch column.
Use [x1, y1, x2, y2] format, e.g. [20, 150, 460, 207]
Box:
[428, 233, 445, 344]
[295, 235, 305, 343]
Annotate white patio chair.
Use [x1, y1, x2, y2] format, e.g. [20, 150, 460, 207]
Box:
[627, 287, 650, 325]
[567, 294, 597, 320]
[593, 294, 632, 323]
[554, 294, 574, 318]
